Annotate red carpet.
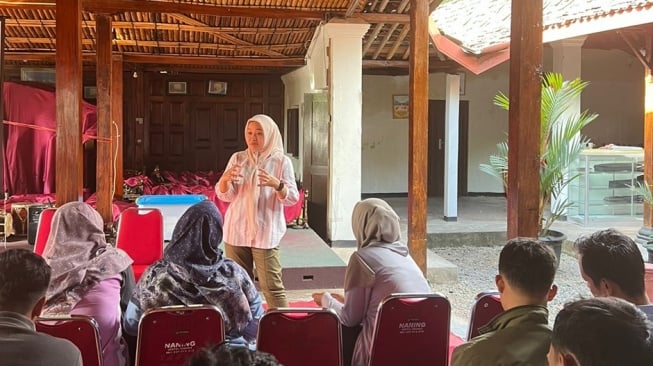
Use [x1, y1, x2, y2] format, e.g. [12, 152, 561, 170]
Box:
[264, 300, 465, 365]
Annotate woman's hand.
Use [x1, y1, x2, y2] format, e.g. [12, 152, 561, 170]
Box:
[217, 164, 242, 193]
[226, 164, 243, 183]
[331, 293, 345, 303]
[257, 168, 281, 189]
[312, 292, 324, 306]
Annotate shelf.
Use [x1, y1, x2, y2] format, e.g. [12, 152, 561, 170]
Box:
[569, 150, 644, 225]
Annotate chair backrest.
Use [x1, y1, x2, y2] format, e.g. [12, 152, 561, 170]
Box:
[33, 208, 56, 255]
[135, 304, 225, 366]
[257, 308, 342, 366]
[368, 293, 451, 366]
[467, 290, 503, 340]
[35, 315, 103, 366]
[115, 207, 164, 281]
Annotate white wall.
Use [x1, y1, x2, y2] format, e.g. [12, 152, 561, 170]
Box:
[361, 48, 644, 194]
[281, 26, 330, 182]
[580, 49, 644, 147]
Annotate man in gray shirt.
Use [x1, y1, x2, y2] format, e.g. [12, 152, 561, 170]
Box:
[0, 248, 82, 366]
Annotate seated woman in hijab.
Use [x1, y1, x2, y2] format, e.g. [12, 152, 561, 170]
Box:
[312, 198, 432, 366]
[123, 200, 263, 345]
[42, 202, 134, 366]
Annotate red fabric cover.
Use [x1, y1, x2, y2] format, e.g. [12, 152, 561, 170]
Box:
[3, 82, 97, 194]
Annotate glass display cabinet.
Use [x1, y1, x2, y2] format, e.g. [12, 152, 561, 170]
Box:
[568, 149, 644, 224]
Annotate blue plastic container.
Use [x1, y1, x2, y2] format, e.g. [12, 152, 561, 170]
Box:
[136, 194, 206, 240]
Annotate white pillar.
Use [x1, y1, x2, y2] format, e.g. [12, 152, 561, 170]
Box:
[551, 37, 584, 216]
[444, 73, 460, 221]
[323, 20, 370, 241]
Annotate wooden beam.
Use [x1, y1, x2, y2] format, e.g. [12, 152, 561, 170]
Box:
[4, 52, 304, 67]
[407, 0, 429, 274]
[96, 13, 112, 224]
[4, 19, 312, 35]
[5, 37, 304, 52]
[0, 17, 5, 195]
[166, 14, 285, 58]
[345, 0, 360, 17]
[353, 12, 410, 24]
[112, 55, 124, 200]
[4, 52, 95, 62]
[0, 0, 329, 20]
[55, 0, 84, 205]
[123, 54, 305, 67]
[506, 0, 542, 239]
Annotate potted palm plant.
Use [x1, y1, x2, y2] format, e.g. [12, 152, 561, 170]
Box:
[480, 72, 598, 263]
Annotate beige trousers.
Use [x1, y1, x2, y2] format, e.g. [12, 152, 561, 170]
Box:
[224, 244, 288, 308]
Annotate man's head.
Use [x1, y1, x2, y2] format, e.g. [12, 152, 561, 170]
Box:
[548, 297, 653, 366]
[574, 228, 649, 305]
[497, 238, 557, 308]
[0, 249, 51, 317]
[185, 343, 279, 366]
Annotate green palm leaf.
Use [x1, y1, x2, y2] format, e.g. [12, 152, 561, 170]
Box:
[481, 72, 598, 236]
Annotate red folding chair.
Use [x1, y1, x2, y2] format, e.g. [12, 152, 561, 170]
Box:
[135, 304, 225, 366]
[115, 207, 164, 281]
[36, 315, 103, 366]
[467, 290, 503, 340]
[368, 293, 451, 366]
[257, 308, 342, 366]
[33, 208, 56, 255]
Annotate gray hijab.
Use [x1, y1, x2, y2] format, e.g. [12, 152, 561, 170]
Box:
[345, 198, 408, 290]
[43, 202, 132, 314]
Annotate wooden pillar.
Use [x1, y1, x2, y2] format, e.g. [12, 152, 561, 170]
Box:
[55, 0, 84, 205]
[112, 55, 124, 199]
[0, 17, 6, 195]
[408, 0, 429, 274]
[95, 14, 113, 224]
[506, 0, 542, 239]
[638, 69, 653, 242]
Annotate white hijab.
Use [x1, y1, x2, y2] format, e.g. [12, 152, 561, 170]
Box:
[242, 114, 284, 241]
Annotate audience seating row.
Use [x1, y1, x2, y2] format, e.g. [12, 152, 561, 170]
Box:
[37, 293, 459, 366]
[34, 207, 165, 282]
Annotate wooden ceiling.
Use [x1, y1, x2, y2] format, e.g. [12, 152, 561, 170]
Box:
[0, 0, 460, 75]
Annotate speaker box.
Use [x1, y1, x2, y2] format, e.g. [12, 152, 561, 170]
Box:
[27, 204, 49, 245]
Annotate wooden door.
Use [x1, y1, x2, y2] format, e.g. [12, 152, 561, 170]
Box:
[428, 100, 469, 196]
[187, 102, 245, 171]
[147, 99, 188, 172]
[215, 103, 246, 171]
[303, 92, 330, 242]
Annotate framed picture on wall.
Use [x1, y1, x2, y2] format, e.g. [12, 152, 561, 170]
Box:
[208, 80, 228, 95]
[392, 95, 409, 119]
[20, 67, 56, 84]
[168, 81, 187, 95]
[83, 86, 97, 99]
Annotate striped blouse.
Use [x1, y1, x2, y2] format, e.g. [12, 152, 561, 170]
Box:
[217, 150, 299, 249]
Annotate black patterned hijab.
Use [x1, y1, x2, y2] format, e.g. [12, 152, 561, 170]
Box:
[43, 202, 132, 314]
[131, 200, 256, 336]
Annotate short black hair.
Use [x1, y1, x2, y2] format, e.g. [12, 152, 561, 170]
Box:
[0, 249, 52, 313]
[498, 238, 556, 298]
[551, 297, 653, 366]
[185, 343, 280, 366]
[574, 228, 645, 298]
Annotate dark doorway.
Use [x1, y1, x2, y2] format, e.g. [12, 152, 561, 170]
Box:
[428, 100, 469, 197]
[302, 92, 329, 242]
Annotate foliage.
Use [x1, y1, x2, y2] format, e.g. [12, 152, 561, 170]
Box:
[632, 181, 653, 206]
[480, 72, 598, 236]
